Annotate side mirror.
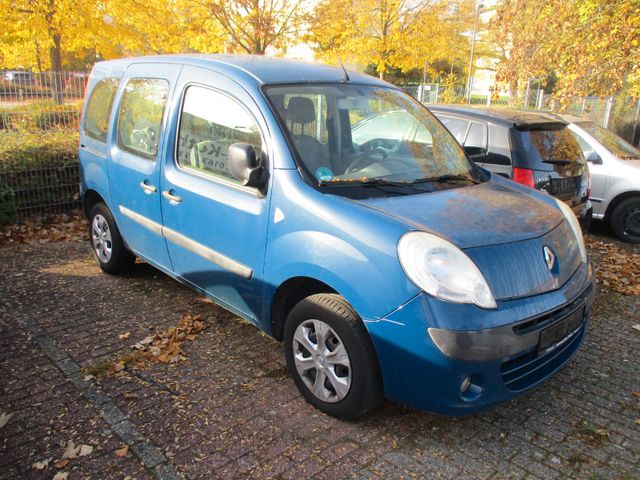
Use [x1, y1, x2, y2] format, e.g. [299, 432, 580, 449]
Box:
[228, 143, 266, 188]
[586, 151, 602, 165]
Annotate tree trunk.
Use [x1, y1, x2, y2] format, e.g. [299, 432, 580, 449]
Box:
[379, 70, 385, 80]
[49, 34, 63, 105]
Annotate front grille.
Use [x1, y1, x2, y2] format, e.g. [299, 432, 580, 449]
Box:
[501, 312, 587, 392]
[550, 175, 580, 195]
[512, 281, 594, 336]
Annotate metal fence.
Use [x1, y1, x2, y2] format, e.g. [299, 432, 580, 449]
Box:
[402, 83, 640, 145]
[0, 70, 85, 224]
[2, 69, 639, 224]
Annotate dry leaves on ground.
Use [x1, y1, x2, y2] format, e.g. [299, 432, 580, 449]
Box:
[115, 446, 129, 457]
[586, 237, 640, 295]
[0, 412, 13, 429]
[131, 311, 207, 365]
[87, 312, 207, 377]
[0, 213, 86, 246]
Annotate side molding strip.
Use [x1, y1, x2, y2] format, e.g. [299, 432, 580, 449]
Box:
[119, 205, 163, 236]
[118, 205, 253, 280]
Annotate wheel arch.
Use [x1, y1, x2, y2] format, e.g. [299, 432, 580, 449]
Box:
[604, 190, 640, 220]
[82, 189, 107, 218]
[270, 276, 337, 341]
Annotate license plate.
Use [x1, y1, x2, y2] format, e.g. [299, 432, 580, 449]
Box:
[538, 307, 584, 355]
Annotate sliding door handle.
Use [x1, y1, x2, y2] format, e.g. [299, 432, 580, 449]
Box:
[162, 190, 182, 204]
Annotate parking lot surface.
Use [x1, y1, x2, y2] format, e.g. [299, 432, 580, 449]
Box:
[1, 234, 639, 479]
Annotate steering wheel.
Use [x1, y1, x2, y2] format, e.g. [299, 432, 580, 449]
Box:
[345, 148, 388, 174]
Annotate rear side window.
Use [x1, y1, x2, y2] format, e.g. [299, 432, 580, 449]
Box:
[84, 78, 119, 142]
[117, 78, 169, 160]
[176, 85, 262, 184]
[510, 126, 584, 170]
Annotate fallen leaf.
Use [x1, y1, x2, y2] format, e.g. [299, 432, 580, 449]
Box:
[632, 324, 640, 333]
[32, 458, 52, 470]
[62, 440, 81, 460]
[53, 472, 69, 480]
[115, 445, 129, 457]
[0, 412, 13, 429]
[83, 375, 95, 382]
[78, 444, 93, 457]
[118, 332, 131, 340]
[122, 392, 138, 400]
[113, 362, 125, 373]
[54, 458, 69, 469]
[632, 392, 640, 398]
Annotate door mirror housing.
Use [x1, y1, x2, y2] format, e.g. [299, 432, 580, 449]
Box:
[228, 143, 266, 188]
[586, 150, 602, 164]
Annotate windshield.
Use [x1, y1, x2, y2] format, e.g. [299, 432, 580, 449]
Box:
[578, 122, 640, 160]
[264, 84, 479, 190]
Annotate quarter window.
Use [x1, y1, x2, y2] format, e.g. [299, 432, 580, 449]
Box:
[84, 78, 119, 142]
[177, 86, 263, 184]
[117, 78, 169, 160]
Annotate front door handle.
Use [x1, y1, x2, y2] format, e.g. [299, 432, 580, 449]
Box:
[162, 190, 182, 204]
[139, 181, 157, 194]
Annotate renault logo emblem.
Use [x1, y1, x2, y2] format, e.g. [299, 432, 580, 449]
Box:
[543, 246, 556, 271]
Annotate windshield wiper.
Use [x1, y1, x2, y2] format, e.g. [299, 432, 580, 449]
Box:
[542, 159, 572, 165]
[319, 178, 432, 192]
[414, 174, 480, 184]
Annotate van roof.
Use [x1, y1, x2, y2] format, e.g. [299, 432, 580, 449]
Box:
[93, 54, 391, 87]
[428, 105, 569, 129]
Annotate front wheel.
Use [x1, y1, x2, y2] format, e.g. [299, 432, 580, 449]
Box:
[283, 293, 383, 419]
[610, 197, 640, 244]
[88, 203, 135, 274]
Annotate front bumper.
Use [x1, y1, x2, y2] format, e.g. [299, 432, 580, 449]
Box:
[364, 262, 595, 415]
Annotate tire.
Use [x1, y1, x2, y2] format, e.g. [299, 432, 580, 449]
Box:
[88, 203, 135, 274]
[283, 293, 383, 419]
[610, 197, 640, 244]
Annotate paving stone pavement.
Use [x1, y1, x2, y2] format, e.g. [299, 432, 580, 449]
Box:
[0, 236, 639, 479]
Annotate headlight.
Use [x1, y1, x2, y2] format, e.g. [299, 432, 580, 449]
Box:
[397, 231, 497, 309]
[554, 198, 587, 263]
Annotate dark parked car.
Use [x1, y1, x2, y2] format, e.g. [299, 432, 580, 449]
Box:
[429, 106, 592, 228]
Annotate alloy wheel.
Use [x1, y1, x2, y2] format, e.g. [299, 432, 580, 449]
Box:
[292, 319, 352, 403]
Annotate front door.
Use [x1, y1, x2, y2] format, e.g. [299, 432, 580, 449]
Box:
[108, 63, 181, 269]
[160, 66, 272, 322]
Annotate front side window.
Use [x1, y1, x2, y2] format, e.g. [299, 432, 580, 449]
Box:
[117, 78, 169, 160]
[438, 116, 470, 143]
[265, 84, 479, 195]
[176, 86, 263, 184]
[464, 122, 487, 156]
[84, 78, 119, 142]
[579, 123, 640, 160]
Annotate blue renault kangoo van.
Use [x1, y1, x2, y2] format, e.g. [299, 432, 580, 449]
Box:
[79, 55, 594, 419]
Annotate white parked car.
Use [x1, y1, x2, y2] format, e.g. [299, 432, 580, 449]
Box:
[563, 116, 640, 243]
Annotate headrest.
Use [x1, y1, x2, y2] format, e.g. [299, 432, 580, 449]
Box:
[286, 96, 316, 124]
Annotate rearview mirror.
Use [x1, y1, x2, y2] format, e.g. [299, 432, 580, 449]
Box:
[228, 143, 266, 188]
[585, 150, 602, 164]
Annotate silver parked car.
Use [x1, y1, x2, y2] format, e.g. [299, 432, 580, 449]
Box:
[563, 115, 640, 243]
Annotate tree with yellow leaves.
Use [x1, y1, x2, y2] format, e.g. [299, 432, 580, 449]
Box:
[489, 0, 640, 99]
[309, 0, 475, 80]
[203, 0, 309, 54]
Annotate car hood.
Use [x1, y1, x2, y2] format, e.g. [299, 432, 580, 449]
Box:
[351, 178, 564, 249]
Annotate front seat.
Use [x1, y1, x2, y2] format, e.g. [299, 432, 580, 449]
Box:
[285, 97, 330, 175]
